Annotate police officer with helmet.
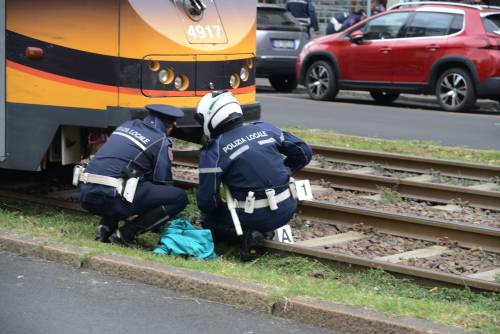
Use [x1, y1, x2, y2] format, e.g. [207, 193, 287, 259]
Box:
[194, 91, 312, 261]
[77, 105, 188, 247]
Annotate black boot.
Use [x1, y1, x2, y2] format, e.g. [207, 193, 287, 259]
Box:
[95, 217, 118, 243]
[263, 231, 275, 241]
[240, 230, 265, 262]
[108, 229, 140, 248]
[109, 206, 170, 248]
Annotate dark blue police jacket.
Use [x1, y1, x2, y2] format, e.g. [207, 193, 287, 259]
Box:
[285, 0, 319, 31]
[82, 115, 173, 197]
[197, 121, 312, 214]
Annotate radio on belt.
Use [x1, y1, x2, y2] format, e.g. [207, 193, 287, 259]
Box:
[72, 165, 84, 187]
[265, 188, 278, 211]
[244, 191, 255, 214]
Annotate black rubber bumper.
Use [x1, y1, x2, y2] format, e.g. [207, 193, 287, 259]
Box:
[171, 102, 262, 143]
[477, 77, 500, 98]
[256, 57, 297, 77]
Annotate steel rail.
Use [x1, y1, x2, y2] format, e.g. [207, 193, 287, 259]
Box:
[298, 200, 500, 253]
[295, 167, 500, 211]
[0, 184, 499, 291]
[264, 241, 500, 292]
[310, 144, 500, 180]
[173, 150, 500, 211]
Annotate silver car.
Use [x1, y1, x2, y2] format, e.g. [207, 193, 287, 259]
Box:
[256, 4, 309, 92]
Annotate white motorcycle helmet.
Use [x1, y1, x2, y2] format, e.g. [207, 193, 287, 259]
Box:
[195, 91, 243, 138]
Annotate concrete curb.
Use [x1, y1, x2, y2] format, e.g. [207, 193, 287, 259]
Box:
[0, 230, 471, 334]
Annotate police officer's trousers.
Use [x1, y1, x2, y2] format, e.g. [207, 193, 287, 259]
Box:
[78, 181, 188, 222]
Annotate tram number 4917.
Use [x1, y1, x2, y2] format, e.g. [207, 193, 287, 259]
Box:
[187, 25, 222, 40]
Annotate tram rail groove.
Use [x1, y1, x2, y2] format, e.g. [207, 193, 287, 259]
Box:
[310, 144, 500, 180]
[1, 181, 499, 292]
[173, 150, 500, 211]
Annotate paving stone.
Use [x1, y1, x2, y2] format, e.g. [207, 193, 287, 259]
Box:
[403, 174, 434, 182]
[296, 231, 366, 247]
[376, 246, 453, 264]
[467, 268, 500, 282]
[360, 194, 382, 201]
[466, 183, 498, 191]
[86, 253, 273, 313]
[432, 204, 462, 213]
[348, 167, 375, 175]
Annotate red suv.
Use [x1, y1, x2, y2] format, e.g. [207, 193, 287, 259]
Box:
[297, 2, 500, 112]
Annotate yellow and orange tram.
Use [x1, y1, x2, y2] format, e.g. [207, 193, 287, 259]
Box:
[1, 0, 259, 171]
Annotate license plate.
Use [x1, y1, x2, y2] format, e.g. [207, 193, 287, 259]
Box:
[272, 39, 295, 49]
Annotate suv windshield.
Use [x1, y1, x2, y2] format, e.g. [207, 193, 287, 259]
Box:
[257, 8, 297, 26]
[483, 14, 500, 34]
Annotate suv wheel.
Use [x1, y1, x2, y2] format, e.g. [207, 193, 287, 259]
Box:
[370, 91, 400, 104]
[269, 75, 298, 92]
[435, 68, 476, 112]
[305, 60, 338, 101]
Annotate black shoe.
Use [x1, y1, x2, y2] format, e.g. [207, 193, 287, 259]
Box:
[108, 230, 140, 248]
[95, 225, 113, 243]
[240, 230, 265, 262]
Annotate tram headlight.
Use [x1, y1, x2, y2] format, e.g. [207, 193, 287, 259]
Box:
[158, 68, 174, 85]
[240, 67, 249, 82]
[149, 61, 161, 72]
[174, 75, 189, 91]
[247, 58, 254, 69]
[229, 74, 240, 89]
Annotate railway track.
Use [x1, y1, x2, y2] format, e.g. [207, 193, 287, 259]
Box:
[173, 147, 500, 211]
[0, 146, 499, 291]
[0, 176, 499, 292]
[310, 144, 500, 180]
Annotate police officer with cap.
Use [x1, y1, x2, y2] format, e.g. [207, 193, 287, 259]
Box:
[77, 105, 188, 247]
[194, 91, 312, 261]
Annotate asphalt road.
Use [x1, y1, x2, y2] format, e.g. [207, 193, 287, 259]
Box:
[257, 88, 500, 150]
[0, 251, 335, 334]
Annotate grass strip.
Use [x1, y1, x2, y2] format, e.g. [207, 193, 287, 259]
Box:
[0, 194, 498, 334]
[285, 127, 500, 165]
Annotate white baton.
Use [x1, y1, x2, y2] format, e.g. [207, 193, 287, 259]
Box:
[223, 184, 243, 236]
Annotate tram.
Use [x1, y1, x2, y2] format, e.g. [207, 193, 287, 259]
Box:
[0, 0, 260, 171]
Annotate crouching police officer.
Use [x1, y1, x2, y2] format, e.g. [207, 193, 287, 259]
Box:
[194, 91, 312, 261]
[76, 105, 188, 247]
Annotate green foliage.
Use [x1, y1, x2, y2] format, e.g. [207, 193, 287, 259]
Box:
[377, 186, 403, 205]
[286, 127, 500, 165]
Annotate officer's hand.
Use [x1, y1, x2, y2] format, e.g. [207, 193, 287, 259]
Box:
[200, 135, 212, 148]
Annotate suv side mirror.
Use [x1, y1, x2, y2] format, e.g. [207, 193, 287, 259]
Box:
[349, 30, 364, 43]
